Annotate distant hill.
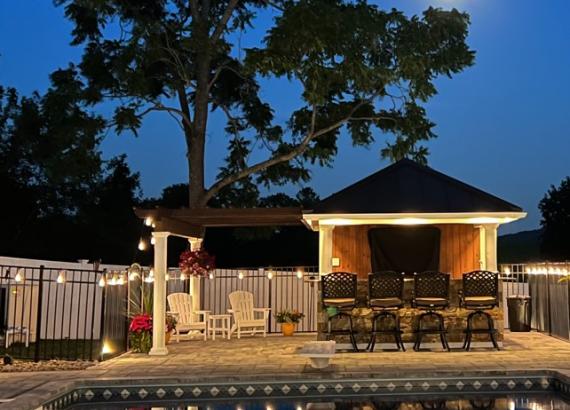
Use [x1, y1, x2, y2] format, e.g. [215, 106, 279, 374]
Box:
[498, 228, 543, 263]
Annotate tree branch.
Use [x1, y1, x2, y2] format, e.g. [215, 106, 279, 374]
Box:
[211, 0, 239, 43]
[201, 100, 368, 205]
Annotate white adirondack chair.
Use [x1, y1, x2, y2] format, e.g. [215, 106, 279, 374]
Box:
[228, 291, 270, 338]
[167, 293, 209, 342]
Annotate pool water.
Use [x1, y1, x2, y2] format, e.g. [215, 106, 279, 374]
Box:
[65, 394, 570, 410]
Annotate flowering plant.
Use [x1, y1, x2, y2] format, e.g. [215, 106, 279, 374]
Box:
[179, 249, 216, 277]
[274, 309, 305, 324]
[129, 313, 152, 353]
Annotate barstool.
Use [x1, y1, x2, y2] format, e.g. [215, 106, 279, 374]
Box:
[367, 271, 406, 352]
[459, 270, 500, 351]
[412, 271, 450, 351]
[321, 271, 358, 352]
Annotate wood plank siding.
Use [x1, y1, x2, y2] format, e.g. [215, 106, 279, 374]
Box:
[332, 224, 480, 279]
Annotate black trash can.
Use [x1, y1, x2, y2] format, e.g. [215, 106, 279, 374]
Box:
[507, 296, 532, 332]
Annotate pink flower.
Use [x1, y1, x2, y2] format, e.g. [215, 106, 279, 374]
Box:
[129, 314, 152, 333]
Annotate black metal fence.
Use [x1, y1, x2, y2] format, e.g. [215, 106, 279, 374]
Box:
[0, 264, 128, 362]
[500, 262, 570, 341]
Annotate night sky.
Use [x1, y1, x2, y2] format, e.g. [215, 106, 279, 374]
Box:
[1, 0, 569, 234]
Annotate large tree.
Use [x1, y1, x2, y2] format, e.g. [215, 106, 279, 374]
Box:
[539, 177, 570, 260]
[57, 0, 474, 208]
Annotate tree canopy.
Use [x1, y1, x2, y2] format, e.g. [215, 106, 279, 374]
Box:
[539, 177, 570, 260]
[56, 0, 475, 208]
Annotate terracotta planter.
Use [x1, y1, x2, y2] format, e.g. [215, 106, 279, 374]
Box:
[281, 322, 296, 337]
[165, 330, 172, 344]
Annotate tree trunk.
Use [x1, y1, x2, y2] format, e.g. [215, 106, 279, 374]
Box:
[187, 25, 211, 209]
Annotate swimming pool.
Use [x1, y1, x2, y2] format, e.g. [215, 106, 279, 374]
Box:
[40, 374, 570, 410]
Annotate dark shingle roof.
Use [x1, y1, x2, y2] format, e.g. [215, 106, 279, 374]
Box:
[312, 159, 522, 214]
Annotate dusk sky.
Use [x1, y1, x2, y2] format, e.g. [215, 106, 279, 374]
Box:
[1, 0, 569, 235]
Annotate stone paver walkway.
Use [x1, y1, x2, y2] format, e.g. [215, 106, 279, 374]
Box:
[2, 332, 570, 410]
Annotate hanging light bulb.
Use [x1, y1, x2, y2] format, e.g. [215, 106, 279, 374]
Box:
[138, 239, 147, 251]
[98, 275, 106, 287]
[144, 217, 153, 226]
[109, 272, 118, 286]
[180, 272, 187, 281]
[238, 271, 244, 280]
[14, 268, 24, 283]
[56, 270, 66, 284]
[150, 237, 156, 245]
[208, 272, 214, 280]
[296, 269, 304, 279]
[267, 271, 273, 280]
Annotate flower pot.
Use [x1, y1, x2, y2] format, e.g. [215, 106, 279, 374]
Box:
[281, 322, 296, 337]
[165, 330, 172, 344]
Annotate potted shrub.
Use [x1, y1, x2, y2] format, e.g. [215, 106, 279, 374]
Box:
[275, 309, 305, 336]
[129, 313, 152, 353]
[165, 314, 177, 344]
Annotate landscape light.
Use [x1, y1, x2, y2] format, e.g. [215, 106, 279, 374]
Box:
[101, 341, 112, 355]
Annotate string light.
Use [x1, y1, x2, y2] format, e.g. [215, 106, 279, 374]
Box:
[150, 237, 156, 245]
[296, 269, 304, 279]
[14, 268, 24, 283]
[98, 275, 106, 287]
[109, 272, 118, 286]
[238, 271, 244, 280]
[117, 273, 125, 286]
[165, 273, 170, 281]
[144, 217, 153, 226]
[267, 271, 273, 280]
[129, 271, 139, 281]
[56, 270, 66, 284]
[138, 240, 147, 251]
[180, 272, 187, 281]
[209, 272, 214, 280]
[144, 276, 154, 283]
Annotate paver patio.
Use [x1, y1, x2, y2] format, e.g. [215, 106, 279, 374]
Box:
[2, 331, 570, 410]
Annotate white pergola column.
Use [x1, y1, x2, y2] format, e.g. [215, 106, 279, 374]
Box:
[318, 225, 334, 275]
[478, 224, 499, 272]
[149, 231, 169, 356]
[188, 237, 203, 313]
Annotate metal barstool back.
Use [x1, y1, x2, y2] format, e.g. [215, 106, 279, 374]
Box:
[367, 271, 406, 351]
[321, 271, 358, 351]
[460, 270, 500, 350]
[412, 271, 451, 351]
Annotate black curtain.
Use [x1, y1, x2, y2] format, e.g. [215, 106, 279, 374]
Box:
[368, 226, 441, 274]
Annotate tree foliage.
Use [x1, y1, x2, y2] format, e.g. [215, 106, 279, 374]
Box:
[56, 0, 475, 207]
[539, 177, 570, 260]
[0, 82, 142, 263]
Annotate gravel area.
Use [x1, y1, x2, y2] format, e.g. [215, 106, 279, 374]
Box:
[0, 359, 95, 372]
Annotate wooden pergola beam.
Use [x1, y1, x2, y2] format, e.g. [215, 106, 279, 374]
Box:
[133, 207, 304, 238]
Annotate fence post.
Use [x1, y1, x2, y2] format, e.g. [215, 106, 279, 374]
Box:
[33, 265, 45, 362]
[96, 270, 107, 361]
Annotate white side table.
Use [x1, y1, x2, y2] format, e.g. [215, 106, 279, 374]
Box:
[208, 314, 231, 340]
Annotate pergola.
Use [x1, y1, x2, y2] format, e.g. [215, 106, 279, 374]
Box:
[133, 207, 303, 355]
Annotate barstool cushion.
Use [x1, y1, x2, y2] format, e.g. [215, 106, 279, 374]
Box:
[415, 297, 448, 307]
[464, 296, 497, 306]
[370, 297, 402, 308]
[323, 298, 356, 307]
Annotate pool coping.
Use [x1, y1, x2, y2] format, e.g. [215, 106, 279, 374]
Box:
[37, 369, 570, 410]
